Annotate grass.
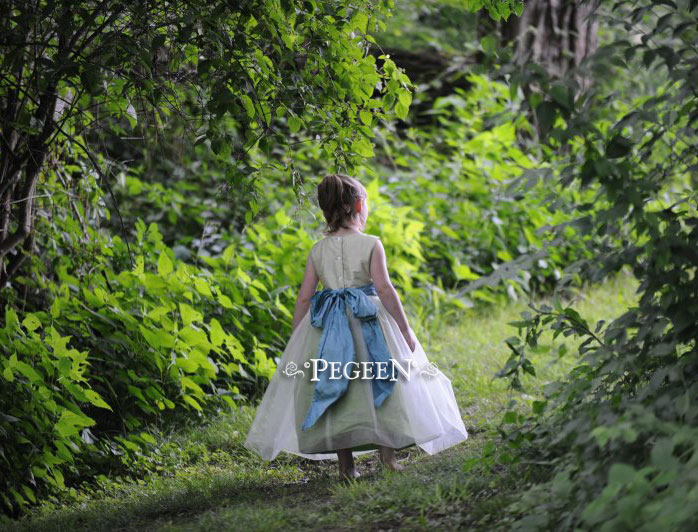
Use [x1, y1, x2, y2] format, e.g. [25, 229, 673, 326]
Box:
[2, 272, 638, 531]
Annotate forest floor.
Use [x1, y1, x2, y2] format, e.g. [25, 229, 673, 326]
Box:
[6, 273, 637, 531]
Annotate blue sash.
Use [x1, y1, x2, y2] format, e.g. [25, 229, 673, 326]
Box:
[300, 283, 395, 431]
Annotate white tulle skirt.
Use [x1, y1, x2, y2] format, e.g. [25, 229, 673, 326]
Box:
[243, 295, 468, 461]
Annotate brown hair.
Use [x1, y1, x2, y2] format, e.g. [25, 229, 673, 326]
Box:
[317, 173, 366, 234]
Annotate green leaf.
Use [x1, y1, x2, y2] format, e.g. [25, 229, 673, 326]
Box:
[650, 438, 677, 469]
[157, 253, 173, 276]
[240, 94, 255, 119]
[5, 306, 19, 332]
[194, 278, 213, 297]
[218, 293, 235, 309]
[359, 109, 373, 126]
[15, 361, 42, 383]
[454, 263, 479, 281]
[394, 102, 409, 120]
[140, 432, 157, 445]
[536, 101, 556, 137]
[608, 463, 636, 485]
[532, 400, 547, 414]
[21, 485, 36, 504]
[350, 11, 368, 33]
[381, 92, 395, 111]
[179, 303, 203, 326]
[55, 409, 94, 438]
[503, 411, 518, 423]
[84, 389, 113, 411]
[22, 314, 42, 332]
[288, 115, 303, 133]
[481, 34, 497, 54]
[139, 325, 175, 349]
[606, 136, 633, 158]
[441, 225, 459, 239]
[550, 83, 571, 110]
[397, 89, 412, 108]
[176, 356, 200, 373]
[209, 318, 226, 347]
[182, 394, 203, 411]
[352, 137, 374, 157]
[179, 325, 209, 347]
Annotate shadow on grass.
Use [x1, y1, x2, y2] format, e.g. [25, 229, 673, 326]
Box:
[8, 459, 339, 532]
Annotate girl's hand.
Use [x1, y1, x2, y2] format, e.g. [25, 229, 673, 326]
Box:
[400, 326, 417, 353]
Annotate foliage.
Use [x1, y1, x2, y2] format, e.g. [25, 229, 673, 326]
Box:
[491, 0, 698, 528]
[0, 0, 411, 282]
[457, 0, 524, 21]
[110, 70, 598, 307]
[372, 1, 479, 55]
[371, 74, 599, 307]
[0, 169, 283, 510]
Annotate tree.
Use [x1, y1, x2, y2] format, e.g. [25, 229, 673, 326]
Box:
[0, 0, 410, 284]
[476, 0, 600, 138]
[499, 0, 599, 77]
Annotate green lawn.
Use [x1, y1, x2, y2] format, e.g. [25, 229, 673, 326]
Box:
[5, 273, 638, 531]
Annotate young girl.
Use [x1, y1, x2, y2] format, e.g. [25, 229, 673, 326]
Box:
[244, 173, 468, 479]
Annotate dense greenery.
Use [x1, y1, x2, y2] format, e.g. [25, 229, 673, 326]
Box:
[2, 70, 574, 513]
[490, 0, 698, 528]
[0, 0, 409, 281]
[2, 0, 696, 528]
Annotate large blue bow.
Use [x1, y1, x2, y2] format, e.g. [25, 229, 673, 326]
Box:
[300, 283, 395, 431]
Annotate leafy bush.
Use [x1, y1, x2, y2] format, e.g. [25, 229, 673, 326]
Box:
[0, 206, 279, 510]
[489, 0, 698, 528]
[0, 307, 110, 509]
[111, 72, 598, 308]
[367, 74, 599, 306]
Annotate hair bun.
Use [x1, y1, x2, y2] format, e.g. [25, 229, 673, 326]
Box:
[317, 173, 366, 234]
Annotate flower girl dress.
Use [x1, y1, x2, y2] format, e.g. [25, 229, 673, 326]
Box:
[244, 232, 468, 460]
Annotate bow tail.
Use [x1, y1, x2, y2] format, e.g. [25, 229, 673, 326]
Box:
[358, 318, 396, 408]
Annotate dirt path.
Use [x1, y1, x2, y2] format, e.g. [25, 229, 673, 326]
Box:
[150, 435, 484, 531]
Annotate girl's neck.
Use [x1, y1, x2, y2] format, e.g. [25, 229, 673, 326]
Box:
[328, 224, 363, 236]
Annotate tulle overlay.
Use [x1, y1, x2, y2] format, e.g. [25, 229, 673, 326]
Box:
[244, 295, 468, 461]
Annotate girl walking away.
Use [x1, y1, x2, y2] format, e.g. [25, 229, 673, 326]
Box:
[244, 173, 468, 479]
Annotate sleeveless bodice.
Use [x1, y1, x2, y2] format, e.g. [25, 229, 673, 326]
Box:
[310, 232, 380, 290]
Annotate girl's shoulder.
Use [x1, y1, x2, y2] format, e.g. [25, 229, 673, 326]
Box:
[312, 232, 380, 246]
[308, 233, 381, 268]
[360, 233, 382, 251]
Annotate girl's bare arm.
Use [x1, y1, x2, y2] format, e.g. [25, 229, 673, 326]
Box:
[291, 252, 319, 333]
[369, 239, 416, 350]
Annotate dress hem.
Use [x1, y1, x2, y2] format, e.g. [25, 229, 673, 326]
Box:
[244, 426, 468, 462]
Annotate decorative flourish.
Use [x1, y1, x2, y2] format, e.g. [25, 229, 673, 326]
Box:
[283, 361, 304, 378]
[420, 362, 439, 378]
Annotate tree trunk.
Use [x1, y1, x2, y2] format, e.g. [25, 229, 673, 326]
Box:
[499, 0, 599, 78]
[0, 83, 58, 285]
